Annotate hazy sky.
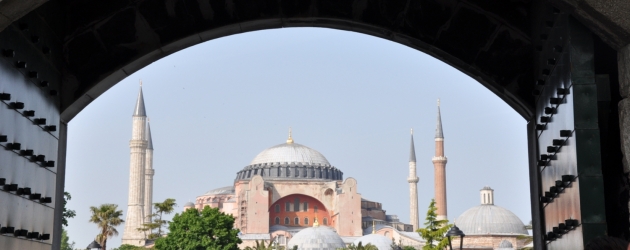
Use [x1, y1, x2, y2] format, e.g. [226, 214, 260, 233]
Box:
[64, 28, 530, 248]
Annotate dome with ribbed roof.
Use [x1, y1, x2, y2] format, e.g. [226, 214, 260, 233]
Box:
[235, 136, 343, 181]
[354, 234, 393, 250]
[250, 142, 330, 166]
[287, 226, 345, 250]
[454, 187, 527, 236]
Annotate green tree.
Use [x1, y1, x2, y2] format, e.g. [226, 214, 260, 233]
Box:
[138, 198, 177, 240]
[417, 199, 452, 250]
[243, 239, 279, 250]
[89, 204, 125, 250]
[60, 228, 75, 250]
[63, 192, 76, 227]
[112, 244, 151, 250]
[154, 206, 242, 250]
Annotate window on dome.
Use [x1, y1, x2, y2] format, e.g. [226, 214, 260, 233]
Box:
[304, 217, 309, 225]
[247, 170, 251, 178]
[303, 169, 307, 177]
[318, 169, 322, 178]
[285, 202, 290, 212]
[260, 169, 265, 176]
[275, 217, 280, 225]
[323, 218, 328, 225]
[275, 204, 280, 213]
[277, 168, 282, 177]
[295, 169, 299, 177]
[314, 206, 318, 213]
[254, 169, 258, 175]
[303, 202, 308, 212]
[310, 168, 315, 177]
[284, 217, 289, 225]
[294, 217, 299, 225]
[286, 168, 291, 177]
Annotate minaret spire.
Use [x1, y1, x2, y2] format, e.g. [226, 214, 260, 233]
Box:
[122, 83, 148, 246]
[432, 99, 448, 221]
[435, 98, 443, 139]
[408, 129, 420, 230]
[144, 120, 155, 225]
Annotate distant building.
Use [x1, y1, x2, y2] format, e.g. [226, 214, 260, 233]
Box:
[183, 130, 418, 248]
[451, 187, 530, 250]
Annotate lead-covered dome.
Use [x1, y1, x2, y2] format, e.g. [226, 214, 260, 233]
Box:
[353, 234, 393, 250]
[235, 136, 343, 182]
[454, 187, 527, 236]
[287, 226, 345, 250]
[250, 143, 330, 165]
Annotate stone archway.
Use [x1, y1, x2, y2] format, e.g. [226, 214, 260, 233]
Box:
[0, 1, 630, 250]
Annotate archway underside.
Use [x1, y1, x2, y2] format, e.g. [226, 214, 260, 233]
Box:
[14, 0, 535, 120]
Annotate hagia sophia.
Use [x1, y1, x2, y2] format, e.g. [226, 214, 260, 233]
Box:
[122, 87, 531, 249]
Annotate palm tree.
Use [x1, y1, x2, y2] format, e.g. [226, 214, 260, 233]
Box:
[153, 198, 177, 237]
[89, 204, 124, 250]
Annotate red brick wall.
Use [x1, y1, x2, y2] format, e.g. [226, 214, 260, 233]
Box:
[269, 194, 332, 227]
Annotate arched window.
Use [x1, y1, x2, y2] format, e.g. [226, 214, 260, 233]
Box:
[260, 169, 265, 176]
[275, 204, 280, 213]
[314, 206, 318, 213]
[284, 217, 289, 225]
[295, 169, 299, 177]
[304, 217, 309, 225]
[318, 169, 322, 178]
[303, 202, 308, 212]
[275, 217, 280, 225]
[294, 217, 299, 225]
[323, 218, 328, 225]
[286, 168, 291, 177]
[285, 202, 290, 212]
[277, 168, 282, 177]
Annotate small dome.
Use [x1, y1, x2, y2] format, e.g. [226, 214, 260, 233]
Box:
[250, 143, 330, 165]
[202, 186, 235, 196]
[183, 202, 195, 207]
[454, 205, 527, 235]
[353, 234, 392, 250]
[287, 226, 345, 250]
[496, 240, 514, 249]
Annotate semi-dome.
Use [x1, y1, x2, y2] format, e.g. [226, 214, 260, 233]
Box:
[250, 142, 330, 165]
[287, 226, 345, 250]
[353, 234, 392, 250]
[183, 202, 195, 207]
[454, 187, 527, 236]
[203, 186, 235, 196]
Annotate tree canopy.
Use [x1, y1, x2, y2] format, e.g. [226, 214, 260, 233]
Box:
[89, 204, 125, 250]
[417, 199, 452, 250]
[63, 192, 76, 227]
[138, 198, 177, 240]
[154, 206, 242, 250]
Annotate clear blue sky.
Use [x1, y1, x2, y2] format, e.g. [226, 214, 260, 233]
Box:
[64, 28, 530, 248]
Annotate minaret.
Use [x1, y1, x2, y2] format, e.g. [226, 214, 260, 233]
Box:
[144, 120, 155, 224]
[408, 129, 420, 230]
[122, 84, 148, 246]
[432, 99, 448, 221]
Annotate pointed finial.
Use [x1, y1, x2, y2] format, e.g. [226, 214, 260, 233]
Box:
[372, 221, 376, 234]
[313, 217, 319, 227]
[410, 130, 416, 162]
[286, 127, 294, 144]
[435, 99, 444, 139]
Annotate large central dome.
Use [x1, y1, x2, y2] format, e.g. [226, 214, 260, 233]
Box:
[235, 135, 343, 181]
[250, 142, 330, 165]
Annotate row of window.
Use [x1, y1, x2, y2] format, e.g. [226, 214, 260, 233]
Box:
[274, 203, 319, 213]
[241, 167, 340, 179]
[274, 217, 328, 226]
